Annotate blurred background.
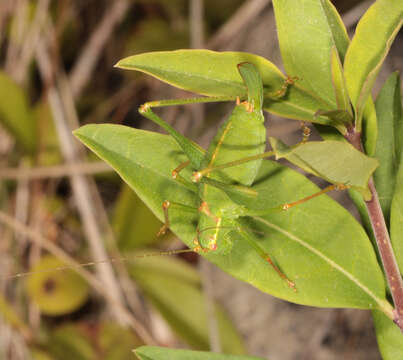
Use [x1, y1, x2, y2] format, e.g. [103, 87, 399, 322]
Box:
[0, 1, 401, 359]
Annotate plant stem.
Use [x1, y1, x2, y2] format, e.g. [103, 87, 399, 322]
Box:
[346, 128, 403, 332]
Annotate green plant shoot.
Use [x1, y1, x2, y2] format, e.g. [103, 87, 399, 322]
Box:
[75, 52, 384, 311]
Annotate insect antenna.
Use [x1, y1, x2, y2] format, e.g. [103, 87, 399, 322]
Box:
[6, 248, 195, 280]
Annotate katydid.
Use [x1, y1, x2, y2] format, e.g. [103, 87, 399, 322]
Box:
[138, 63, 300, 290]
[138, 62, 349, 291]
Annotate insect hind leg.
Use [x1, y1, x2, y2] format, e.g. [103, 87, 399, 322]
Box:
[237, 226, 296, 291]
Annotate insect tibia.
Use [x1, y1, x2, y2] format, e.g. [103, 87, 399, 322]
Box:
[138, 101, 205, 170]
[236, 227, 296, 291]
[157, 200, 171, 236]
[191, 150, 276, 183]
[265, 255, 296, 292]
[281, 183, 350, 211]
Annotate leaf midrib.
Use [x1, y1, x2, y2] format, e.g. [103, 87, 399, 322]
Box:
[79, 134, 196, 194]
[254, 216, 388, 310]
[118, 64, 245, 94]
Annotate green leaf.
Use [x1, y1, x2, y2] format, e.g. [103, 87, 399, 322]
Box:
[314, 109, 352, 133]
[99, 322, 142, 360]
[391, 159, 403, 273]
[362, 97, 378, 157]
[112, 184, 163, 250]
[231, 162, 387, 310]
[0, 71, 36, 152]
[348, 189, 375, 247]
[0, 293, 30, 336]
[273, 0, 349, 108]
[344, 0, 403, 128]
[133, 346, 265, 360]
[372, 310, 403, 359]
[374, 72, 402, 222]
[314, 103, 378, 158]
[47, 324, 95, 360]
[330, 47, 352, 117]
[75, 124, 390, 313]
[116, 50, 333, 125]
[116, 50, 281, 97]
[269, 138, 379, 199]
[74, 124, 199, 238]
[26, 255, 89, 316]
[129, 256, 245, 354]
[314, 124, 346, 142]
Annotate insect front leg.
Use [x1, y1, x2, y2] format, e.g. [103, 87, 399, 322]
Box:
[139, 96, 235, 170]
[156, 200, 199, 237]
[192, 150, 276, 182]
